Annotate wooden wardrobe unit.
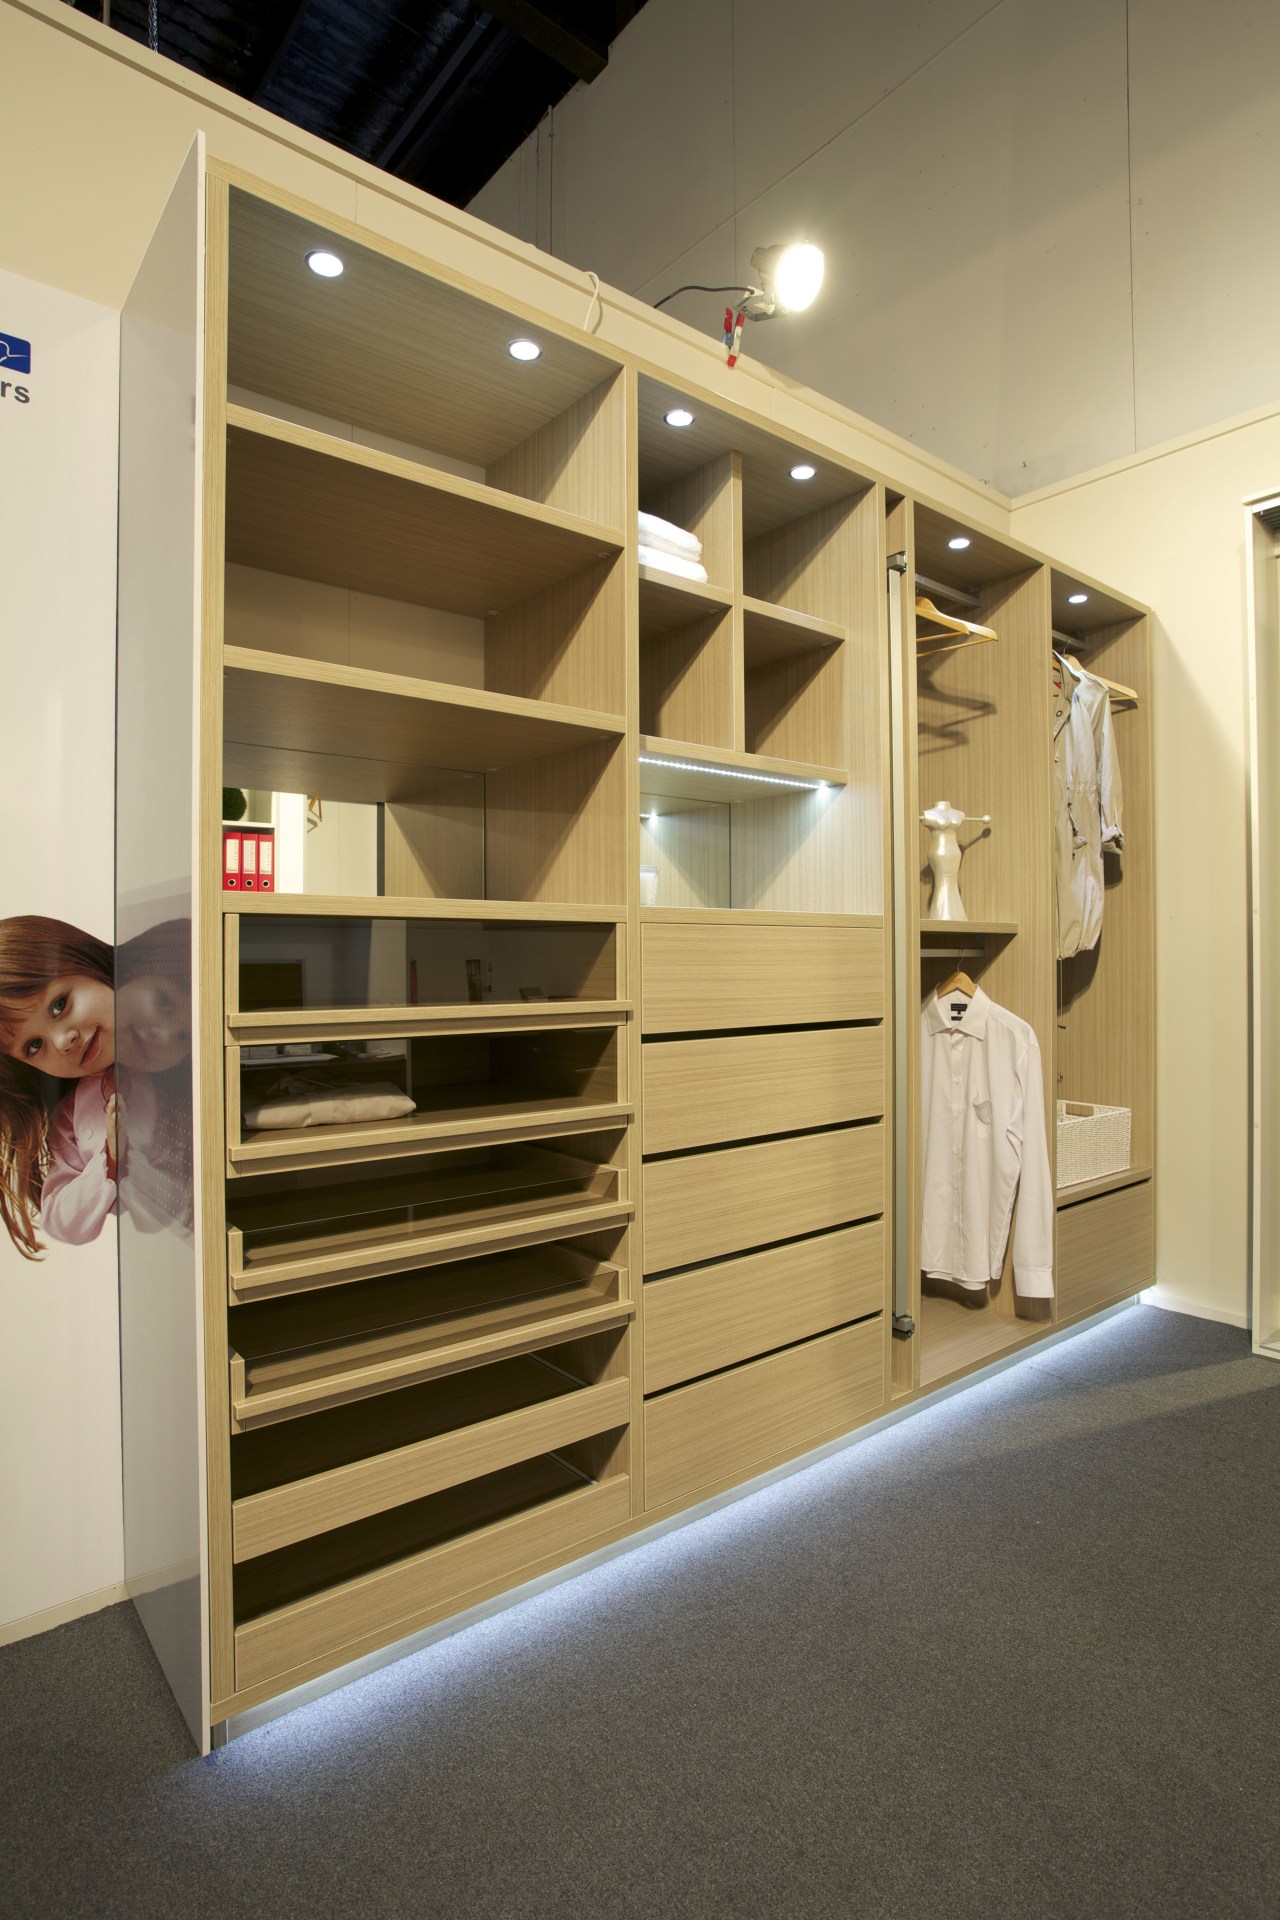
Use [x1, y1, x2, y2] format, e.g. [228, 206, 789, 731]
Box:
[116, 147, 1154, 1750]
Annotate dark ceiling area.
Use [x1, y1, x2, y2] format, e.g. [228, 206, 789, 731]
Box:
[72, 2, 646, 207]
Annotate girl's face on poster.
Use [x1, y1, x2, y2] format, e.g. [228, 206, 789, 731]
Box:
[116, 975, 191, 1073]
[4, 975, 115, 1078]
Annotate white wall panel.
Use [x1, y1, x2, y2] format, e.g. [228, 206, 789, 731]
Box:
[706, 0, 1134, 492]
[730, 0, 997, 210]
[549, 0, 735, 291]
[1128, 0, 1280, 449]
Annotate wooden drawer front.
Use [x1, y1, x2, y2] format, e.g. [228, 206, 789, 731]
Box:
[235, 1472, 631, 1695]
[643, 1026, 883, 1154]
[644, 1222, 885, 1393]
[642, 922, 883, 1033]
[645, 1320, 883, 1511]
[233, 1375, 632, 1562]
[643, 1125, 883, 1274]
[1056, 1180, 1154, 1318]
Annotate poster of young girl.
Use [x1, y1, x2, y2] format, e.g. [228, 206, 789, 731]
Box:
[0, 264, 124, 1642]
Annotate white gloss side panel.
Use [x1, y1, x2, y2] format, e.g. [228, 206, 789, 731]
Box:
[117, 137, 208, 1750]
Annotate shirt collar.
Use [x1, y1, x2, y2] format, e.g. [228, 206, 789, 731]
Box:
[923, 983, 990, 1038]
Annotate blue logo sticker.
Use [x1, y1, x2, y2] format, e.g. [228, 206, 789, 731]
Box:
[0, 332, 32, 374]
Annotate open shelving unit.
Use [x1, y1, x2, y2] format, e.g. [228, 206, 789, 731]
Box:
[889, 493, 1154, 1398]
[115, 149, 1153, 1750]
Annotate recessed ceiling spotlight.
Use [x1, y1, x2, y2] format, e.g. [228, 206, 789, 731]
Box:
[790, 463, 816, 482]
[508, 338, 541, 361]
[664, 407, 695, 428]
[306, 250, 344, 278]
[1068, 592, 1089, 605]
[948, 535, 971, 551]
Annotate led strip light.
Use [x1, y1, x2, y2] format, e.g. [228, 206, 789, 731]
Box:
[638, 754, 827, 792]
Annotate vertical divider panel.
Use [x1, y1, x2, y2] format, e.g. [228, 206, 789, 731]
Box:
[489, 373, 628, 531]
[886, 495, 920, 1397]
[622, 369, 645, 1517]
[201, 171, 235, 1714]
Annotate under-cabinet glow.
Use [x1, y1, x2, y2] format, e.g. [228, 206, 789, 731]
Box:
[1068, 592, 1089, 605]
[305, 250, 345, 278]
[790, 464, 816, 481]
[664, 408, 695, 428]
[638, 754, 823, 791]
[508, 339, 542, 361]
[948, 536, 971, 550]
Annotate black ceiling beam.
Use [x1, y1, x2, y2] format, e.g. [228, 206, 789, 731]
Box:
[247, 0, 315, 103]
[374, 16, 501, 171]
[480, 3, 608, 83]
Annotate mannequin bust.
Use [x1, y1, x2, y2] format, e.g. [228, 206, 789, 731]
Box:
[921, 800, 990, 921]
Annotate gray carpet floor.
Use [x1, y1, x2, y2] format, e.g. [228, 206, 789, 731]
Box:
[5, 1305, 1278, 1919]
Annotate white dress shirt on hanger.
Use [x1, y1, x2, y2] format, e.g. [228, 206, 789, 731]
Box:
[920, 985, 1054, 1297]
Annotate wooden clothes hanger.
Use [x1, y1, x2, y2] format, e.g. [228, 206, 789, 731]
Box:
[1057, 650, 1139, 708]
[936, 966, 977, 999]
[916, 594, 998, 653]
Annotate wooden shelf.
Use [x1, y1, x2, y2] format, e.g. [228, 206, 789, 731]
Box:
[638, 735, 846, 802]
[1056, 1165, 1152, 1209]
[228, 1145, 630, 1302]
[228, 1247, 633, 1429]
[227, 894, 625, 921]
[918, 1292, 1046, 1389]
[638, 567, 732, 636]
[639, 907, 881, 927]
[230, 1094, 634, 1175]
[741, 594, 846, 656]
[231, 1356, 632, 1560]
[228, 1001, 630, 1044]
[225, 407, 624, 617]
[224, 647, 624, 796]
[920, 918, 1018, 938]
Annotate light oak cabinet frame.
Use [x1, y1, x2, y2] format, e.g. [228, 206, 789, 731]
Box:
[116, 148, 1153, 1751]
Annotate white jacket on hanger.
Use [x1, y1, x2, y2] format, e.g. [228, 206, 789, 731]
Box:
[1053, 656, 1124, 959]
[920, 986, 1054, 1297]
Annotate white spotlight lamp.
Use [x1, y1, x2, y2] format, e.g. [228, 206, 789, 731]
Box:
[749, 242, 825, 316]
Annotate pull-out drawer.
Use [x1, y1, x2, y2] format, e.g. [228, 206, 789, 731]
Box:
[234, 1459, 631, 1695]
[643, 1026, 883, 1154]
[643, 1124, 884, 1273]
[644, 1319, 884, 1511]
[642, 921, 882, 1033]
[1056, 1179, 1154, 1318]
[644, 1222, 885, 1393]
[232, 1344, 631, 1561]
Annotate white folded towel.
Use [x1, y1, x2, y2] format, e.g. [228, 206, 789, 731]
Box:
[637, 544, 709, 584]
[638, 510, 703, 561]
[243, 1075, 418, 1131]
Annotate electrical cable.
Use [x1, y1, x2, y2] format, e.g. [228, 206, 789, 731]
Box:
[652, 282, 755, 311]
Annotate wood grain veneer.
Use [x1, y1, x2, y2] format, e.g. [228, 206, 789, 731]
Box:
[643, 1223, 885, 1392]
[1055, 1181, 1154, 1318]
[642, 1026, 884, 1153]
[641, 920, 882, 1031]
[642, 1125, 884, 1274]
[644, 1321, 884, 1511]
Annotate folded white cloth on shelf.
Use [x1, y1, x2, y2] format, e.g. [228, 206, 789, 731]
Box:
[637, 543, 709, 584]
[637, 510, 703, 561]
[243, 1075, 417, 1131]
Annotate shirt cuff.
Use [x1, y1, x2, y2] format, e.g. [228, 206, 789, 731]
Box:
[1015, 1264, 1055, 1298]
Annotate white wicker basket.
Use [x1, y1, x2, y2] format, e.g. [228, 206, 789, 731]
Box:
[1056, 1100, 1131, 1187]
